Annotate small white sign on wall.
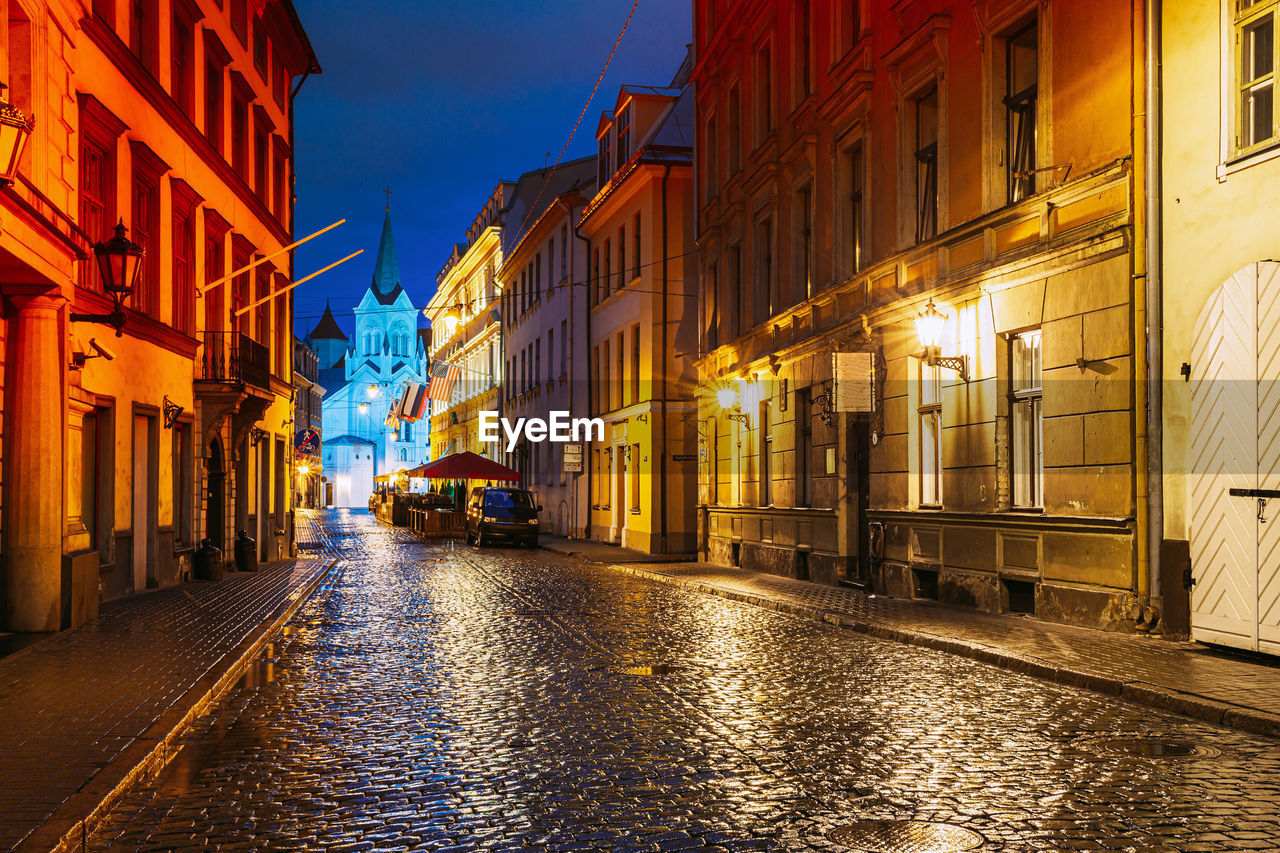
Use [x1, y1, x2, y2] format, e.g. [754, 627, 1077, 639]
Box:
[833, 352, 875, 413]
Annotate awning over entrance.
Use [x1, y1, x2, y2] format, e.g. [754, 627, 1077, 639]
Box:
[406, 451, 519, 482]
[373, 468, 411, 484]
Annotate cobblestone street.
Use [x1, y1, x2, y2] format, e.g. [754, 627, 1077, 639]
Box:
[87, 510, 1280, 851]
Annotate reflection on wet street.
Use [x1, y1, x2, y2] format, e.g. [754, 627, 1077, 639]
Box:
[88, 510, 1280, 851]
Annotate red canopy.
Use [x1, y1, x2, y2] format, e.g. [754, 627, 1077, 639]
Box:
[406, 451, 519, 482]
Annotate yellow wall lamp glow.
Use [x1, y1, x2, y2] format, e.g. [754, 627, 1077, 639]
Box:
[916, 299, 970, 382]
[715, 382, 752, 426]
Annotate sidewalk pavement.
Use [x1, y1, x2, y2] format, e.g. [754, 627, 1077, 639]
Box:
[0, 520, 338, 853]
[541, 535, 696, 564]
[583, 558, 1280, 739]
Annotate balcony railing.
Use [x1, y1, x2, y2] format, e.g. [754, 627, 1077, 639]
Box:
[197, 331, 271, 391]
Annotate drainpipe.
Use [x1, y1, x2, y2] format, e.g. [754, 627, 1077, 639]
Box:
[572, 212, 592, 540]
[1144, 0, 1164, 625]
[660, 163, 672, 554]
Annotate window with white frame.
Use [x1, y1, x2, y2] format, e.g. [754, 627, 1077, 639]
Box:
[845, 139, 865, 276]
[1010, 330, 1043, 507]
[919, 360, 942, 505]
[1239, 1, 1279, 153]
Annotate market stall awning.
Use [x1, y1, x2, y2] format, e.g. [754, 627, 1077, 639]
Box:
[373, 468, 411, 484]
[406, 451, 519, 482]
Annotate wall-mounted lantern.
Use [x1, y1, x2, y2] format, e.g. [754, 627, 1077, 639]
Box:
[69, 221, 144, 337]
[0, 81, 34, 186]
[716, 384, 751, 426]
[916, 299, 970, 382]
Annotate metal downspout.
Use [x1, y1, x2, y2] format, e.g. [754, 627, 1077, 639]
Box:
[1145, 0, 1165, 623]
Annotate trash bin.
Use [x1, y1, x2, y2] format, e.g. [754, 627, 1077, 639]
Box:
[234, 530, 258, 572]
[193, 538, 224, 581]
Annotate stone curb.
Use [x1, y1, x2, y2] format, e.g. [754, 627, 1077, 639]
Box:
[608, 563, 1280, 741]
[22, 557, 341, 853]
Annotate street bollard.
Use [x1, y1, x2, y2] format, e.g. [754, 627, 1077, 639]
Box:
[234, 530, 259, 572]
[193, 538, 224, 581]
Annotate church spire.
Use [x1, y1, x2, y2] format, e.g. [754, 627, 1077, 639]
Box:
[371, 199, 401, 298]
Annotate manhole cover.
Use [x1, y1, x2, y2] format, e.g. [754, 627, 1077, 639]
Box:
[827, 820, 984, 852]
[617, 663, 684, 676]
[1086, 736, 1219, 759]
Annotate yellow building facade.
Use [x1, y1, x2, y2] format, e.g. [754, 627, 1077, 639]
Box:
[426, 185, 506, 464]
[580, 70, 699, 554]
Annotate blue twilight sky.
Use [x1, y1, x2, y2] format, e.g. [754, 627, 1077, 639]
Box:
[289, 0, 691, 340]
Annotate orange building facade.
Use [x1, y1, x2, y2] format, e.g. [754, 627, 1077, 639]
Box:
[693, 0, 1158, 631]
[0, 0, 317, 632]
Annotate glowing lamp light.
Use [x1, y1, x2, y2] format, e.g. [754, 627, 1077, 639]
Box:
[715, 385, 739, 410]
[358, 403, 368, 413]
[442, 312, 462, 338]
[916, 299, 947, 351]
[367, 383, 378, 397]
[298, 464, 311, 476]
[70, 220, 145, 337]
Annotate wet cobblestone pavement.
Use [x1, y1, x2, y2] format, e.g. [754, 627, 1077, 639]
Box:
[88, 510, 1280, 851]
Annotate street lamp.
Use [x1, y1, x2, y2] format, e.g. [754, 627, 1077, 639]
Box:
[916, 299, 969, 382]
[441, 312, 462, 339]
[0, 81, 34, 186]
[715, 383, 751, 426]
[69, 220, 144, 337]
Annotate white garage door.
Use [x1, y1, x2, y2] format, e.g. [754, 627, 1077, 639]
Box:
[1190, 261, 1280, 653]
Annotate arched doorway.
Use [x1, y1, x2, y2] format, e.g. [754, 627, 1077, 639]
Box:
[1189, 261, 1280, 654]
[207, 439, 225, 551]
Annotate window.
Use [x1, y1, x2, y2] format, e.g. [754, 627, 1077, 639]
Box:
[616, 332, 624, 409]
[205, 57, 225, 153]
[560, 320, 567, 374]
[560, 225, 568, 278]
[1010, 330, 1043, 507]
[630, 443, 641, 509]
[171, 5, 196, 115]
[129, 0, 159, 76]
[171, 179, 200, 336]
[78, 97, 122, 292]
[1238, 1, 1278, 152]
[618, 225, 626, 288]
[255, 266, 270, 347]
[232, 86, 249, 178]
[914, 89, 939, 242]
[846, 139, 864, 276]
[844, 0, 862, 53]
[602, 339, 611, 411]
[704, 114, 718, 200]
[273, 53, 288, 108]
[919, 360, 942, 505]
[604, 238, 612, 298]
[593, 248, 601, 305]
[130, 143, 165, 318]
[759, 402, 772, 506]
[755, 218, 773, 326]
[253, 24, 268, 78]
[272, 139, 288, 222]
[598, 130, 611, 187]
[633, 212, 641, 279]
[728, 85, 741, 176]
[705, 262, 718, 351]
[230, 0, 247, 45]
[592, 344, 600, 413]
[254, 119, 269, 202]
[547, 328, 553, 382]
[617, 105, 631, 165]
[631, 324, 640, 403]
[1005, 21, 1038, 202]
[204, 212, 228, 335]
[547, 239, 555, 289]
[535, 337, 541, 388]
[172, 421, 192, 546]
[729, 243, 743, 338]
[756, 43, 773, 142]
[796, 389, 811, 507]
[535, 254, 542, 299]
[795, 184, 812, 304]
[796, 0, 812, 102]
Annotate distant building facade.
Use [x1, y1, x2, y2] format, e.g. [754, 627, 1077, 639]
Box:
[313, 208, 430, 507]
[497, 157, 596, 537]
[579, 61, 698, 554]
[293, 336, 324, 509]
[425, 186, 507, 465]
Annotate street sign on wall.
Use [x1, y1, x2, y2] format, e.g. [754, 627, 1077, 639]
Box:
[833, 352, 875, 413]
[294, 428, 320, 457]
[562, 443, 583, 473]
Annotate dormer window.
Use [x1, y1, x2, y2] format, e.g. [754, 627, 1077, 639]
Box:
[598, 132, 612, 187]
[617, 106, 631, 166]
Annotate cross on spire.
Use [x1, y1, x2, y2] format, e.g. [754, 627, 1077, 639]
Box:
[383, 185, 392, 211]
